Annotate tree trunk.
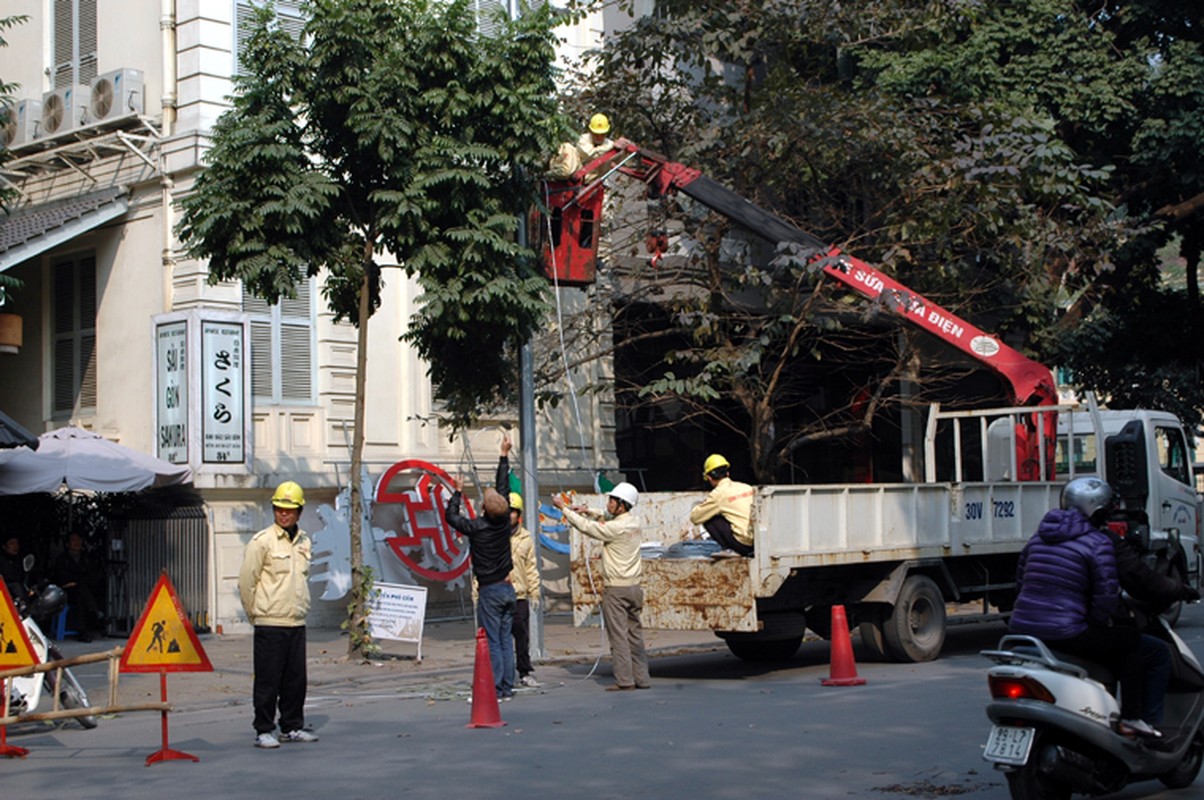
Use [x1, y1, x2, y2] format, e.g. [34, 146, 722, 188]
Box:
[1182, 229, 1200, 311]
[346, 263, 372, 659]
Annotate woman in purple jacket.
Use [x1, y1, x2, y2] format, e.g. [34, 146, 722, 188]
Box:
[1008, 477, 1154, 737]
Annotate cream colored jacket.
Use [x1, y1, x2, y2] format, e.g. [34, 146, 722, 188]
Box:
[689, 477, 755, 546]
[472, 525, 542, 604]
[238, 523, 312, 627]
[561, 506, 641, 587]
[510, 527, 541, 603]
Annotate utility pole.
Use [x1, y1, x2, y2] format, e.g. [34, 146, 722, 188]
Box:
[509, 0, 543, 664]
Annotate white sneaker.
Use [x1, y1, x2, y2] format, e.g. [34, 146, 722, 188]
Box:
[1119, 719, 1161, 738]
[279, 729, 319, 743]
[255, 732, 280, 749]
[519, 675, 541, 688]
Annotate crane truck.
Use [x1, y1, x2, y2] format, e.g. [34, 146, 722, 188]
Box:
[539, 140, 1202, 662]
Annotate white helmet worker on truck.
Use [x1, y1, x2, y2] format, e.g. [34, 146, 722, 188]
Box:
[689, 454, 755, 557]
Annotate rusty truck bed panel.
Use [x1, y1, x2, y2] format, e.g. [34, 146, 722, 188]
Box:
[569, 482, 1060, 632]
[570, 552, 756, 632]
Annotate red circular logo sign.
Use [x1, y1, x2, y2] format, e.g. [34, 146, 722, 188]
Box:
[373, 459, 472, 582]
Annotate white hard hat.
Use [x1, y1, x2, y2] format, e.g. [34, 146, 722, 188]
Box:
[609, 482, 638, 509]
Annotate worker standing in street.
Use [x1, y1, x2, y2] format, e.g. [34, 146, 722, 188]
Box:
[445, 436, 518, 701]
[554, 482, 650, 691]
[238, 481, 318, 749]
[508, 491, 542, 688]
[690, 454, 756, 557]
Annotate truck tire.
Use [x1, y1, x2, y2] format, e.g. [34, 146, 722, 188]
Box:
[882, 575, 946, 663]
[856, 604, 892, 662]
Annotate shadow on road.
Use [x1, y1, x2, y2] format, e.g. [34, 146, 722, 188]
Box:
[563, 616, 1015, 682]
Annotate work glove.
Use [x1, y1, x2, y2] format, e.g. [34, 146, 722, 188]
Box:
[1181, 584, 1201, 603]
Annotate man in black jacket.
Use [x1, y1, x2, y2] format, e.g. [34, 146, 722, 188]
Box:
[1104, 522, 1200, 731]
[444, 436, 517, 700]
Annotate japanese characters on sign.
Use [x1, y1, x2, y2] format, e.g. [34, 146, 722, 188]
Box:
[155, 321, 189, 464]
[201, 320, 246, 464]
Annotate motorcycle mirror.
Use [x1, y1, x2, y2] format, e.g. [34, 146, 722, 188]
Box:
[21, 553, 34, 572]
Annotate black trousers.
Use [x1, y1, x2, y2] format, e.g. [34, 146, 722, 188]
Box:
[1047, 623, 1144, 719]
[253, 625, 307, 735]
[513, 598, 532, 677]
[704, 516, 754, 556]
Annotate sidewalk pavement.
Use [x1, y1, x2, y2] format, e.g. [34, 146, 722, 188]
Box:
[54, 614, 724, 712]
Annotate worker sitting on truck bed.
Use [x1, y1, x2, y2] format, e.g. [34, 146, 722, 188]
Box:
[689, 454, 755, 557]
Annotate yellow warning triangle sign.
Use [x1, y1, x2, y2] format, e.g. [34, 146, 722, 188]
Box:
[0, 582, 39, 670]
[120, 572, 212, 673]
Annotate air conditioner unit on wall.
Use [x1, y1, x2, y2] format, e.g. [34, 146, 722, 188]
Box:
[89, 68, 144, 124]
[0, 99, 42, 150]
[41, 85, 90, 137]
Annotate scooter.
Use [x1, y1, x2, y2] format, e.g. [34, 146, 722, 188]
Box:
[981, 613, 1204, 798]
[4, 556, 97, 729]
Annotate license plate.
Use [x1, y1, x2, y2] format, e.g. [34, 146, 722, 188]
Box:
[983, 725, 1035, 765]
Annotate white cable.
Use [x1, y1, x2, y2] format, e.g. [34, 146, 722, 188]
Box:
[544, 184, 589, 450]
[544, 180, 607, 677]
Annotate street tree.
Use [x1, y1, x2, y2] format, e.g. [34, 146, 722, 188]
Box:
[556, 0, 1138, 483]
[177, 0, 563, 657]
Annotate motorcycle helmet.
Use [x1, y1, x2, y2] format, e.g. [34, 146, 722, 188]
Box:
[29, 583, 66, 619]
[1060, 477, 1113, 523]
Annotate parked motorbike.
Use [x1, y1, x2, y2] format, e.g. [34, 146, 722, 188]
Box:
[4, 555, 97, 729]
[982, 611, 1204, 798]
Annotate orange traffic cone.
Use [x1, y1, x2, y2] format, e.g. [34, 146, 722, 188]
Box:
[467, 627, 506, 728]
[821, 605, 866, 686]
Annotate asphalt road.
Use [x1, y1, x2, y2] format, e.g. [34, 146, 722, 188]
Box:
[3, 605, 1202, 800]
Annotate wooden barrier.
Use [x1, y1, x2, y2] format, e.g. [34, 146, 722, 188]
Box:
[0, 645, 171, 725]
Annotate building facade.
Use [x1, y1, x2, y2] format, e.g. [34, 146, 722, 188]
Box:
[0, 0, 624, 633]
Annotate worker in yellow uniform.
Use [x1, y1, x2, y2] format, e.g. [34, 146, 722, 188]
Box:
[239, 481, 318, 748]
[507, 491, 542, 687]
[546, 112, 615, 180]
[576, 113, 614, 170]
[689, 454, 755, 557]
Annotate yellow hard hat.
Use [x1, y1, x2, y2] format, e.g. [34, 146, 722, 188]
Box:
[271, 481, 305, 509]
[509, 492, 524, 512]
[702, 454, 730, 476]
[588, 113, 611, 135]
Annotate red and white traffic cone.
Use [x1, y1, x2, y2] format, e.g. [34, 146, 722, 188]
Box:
[466, 627, 506, 728]
[821, 605, 866, 686]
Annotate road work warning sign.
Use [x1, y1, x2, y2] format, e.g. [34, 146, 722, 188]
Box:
[120, 572, 212, 673]
[0, 583, 38, 670]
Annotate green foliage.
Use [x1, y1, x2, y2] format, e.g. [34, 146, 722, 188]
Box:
[569, 0, 1204, 480]
[177, 0, 565, 421]
[1049, 287, 1202, 443]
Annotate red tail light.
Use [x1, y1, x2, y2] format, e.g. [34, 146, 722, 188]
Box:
[989, 674, 1056, 703]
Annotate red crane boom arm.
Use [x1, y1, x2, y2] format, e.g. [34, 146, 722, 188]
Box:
[565, 139, 1057, 408]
